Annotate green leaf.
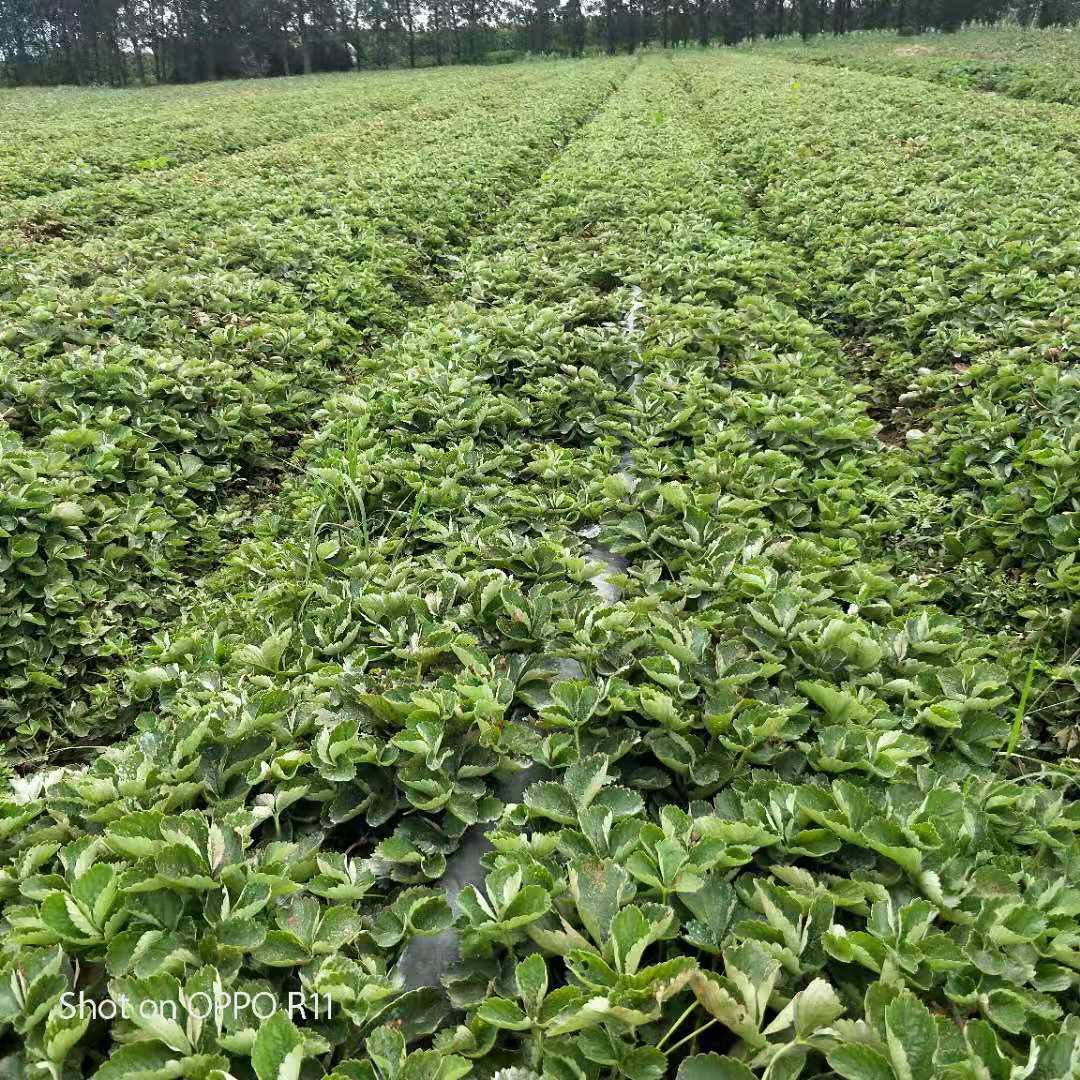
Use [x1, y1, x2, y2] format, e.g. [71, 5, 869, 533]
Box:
[569, 857, 630, 945]
[43, 1006, 91, 1064]
[252, 931, 311, 966]
[523, 782, 578, 825]
[827, 1044, 897, 1080]
[251, 1010, 305, 1080]
[476, 997, 531, 1030]
[622, 1047, 667, 1080]
[676, 1054, 756, 1080]
[92, 1042, 184, 1080]
[366, 1026, 406, 1080]
[884, 992, 937, 1080]
[764, 977, 844, 1039]
[48, 502, 86, 526]
[516, 953, 548, 1016]
[109, 975, 190, 1054]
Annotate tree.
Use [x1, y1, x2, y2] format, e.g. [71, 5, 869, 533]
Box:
[4, 0, 1078, 86]
[560, 0, 584, 54]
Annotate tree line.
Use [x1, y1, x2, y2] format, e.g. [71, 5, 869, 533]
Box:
[0, 0, 1075, 87]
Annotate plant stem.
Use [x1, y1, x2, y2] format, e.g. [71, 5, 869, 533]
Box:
[1007, 638, 1041, 756]
[657, 999, 700, 1050]
[666, 1017, 719, 1055]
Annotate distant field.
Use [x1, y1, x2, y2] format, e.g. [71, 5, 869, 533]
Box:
[0, 68, 455, 200]
[750, 26, 1080, 105]
[1, 47, 1079, 1080]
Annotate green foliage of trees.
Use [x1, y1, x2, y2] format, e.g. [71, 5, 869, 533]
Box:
[4, 0, 1077, 88]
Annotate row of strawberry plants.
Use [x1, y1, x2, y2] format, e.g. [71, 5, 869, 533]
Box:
[755, 30, 1080, 109]
[0, 60, 627, 751]
[0, 67, 584, 264]
[0, 66, 554, 247]
[339, 49, 1077, 1068]
[1, 56, 1074, 1080]
[0, 71, 358, 131]
[0, 59, 667, 1080]
[456, 58, 1080, 1077]
[0, 68, 445, 202]
[676, 53, 1079, 739]
[686, 54, 1080, 579]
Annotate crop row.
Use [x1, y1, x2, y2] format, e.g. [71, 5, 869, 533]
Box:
[758, 30, 1080, 109]
[0, 56, 1074, 1080]
[0, 60, 627, 749]
[0, 67, 588, 276]
[676, 54, 1079, 740]
[0, 67, 558, 246]
[0, 68, 455, 202]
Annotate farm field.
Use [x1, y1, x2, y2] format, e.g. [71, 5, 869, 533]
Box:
[0, 69, 462, 201]
[751, 27, 1080, 106]
[1, 48, 1079, 1080]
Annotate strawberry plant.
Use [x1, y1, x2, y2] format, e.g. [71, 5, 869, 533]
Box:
[0, 47, 1077, 1080]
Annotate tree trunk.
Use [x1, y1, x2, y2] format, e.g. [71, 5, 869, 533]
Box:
[433, 0, 444, 64]
[298, 4, 312, 73]
[405, 0, 416, 67]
